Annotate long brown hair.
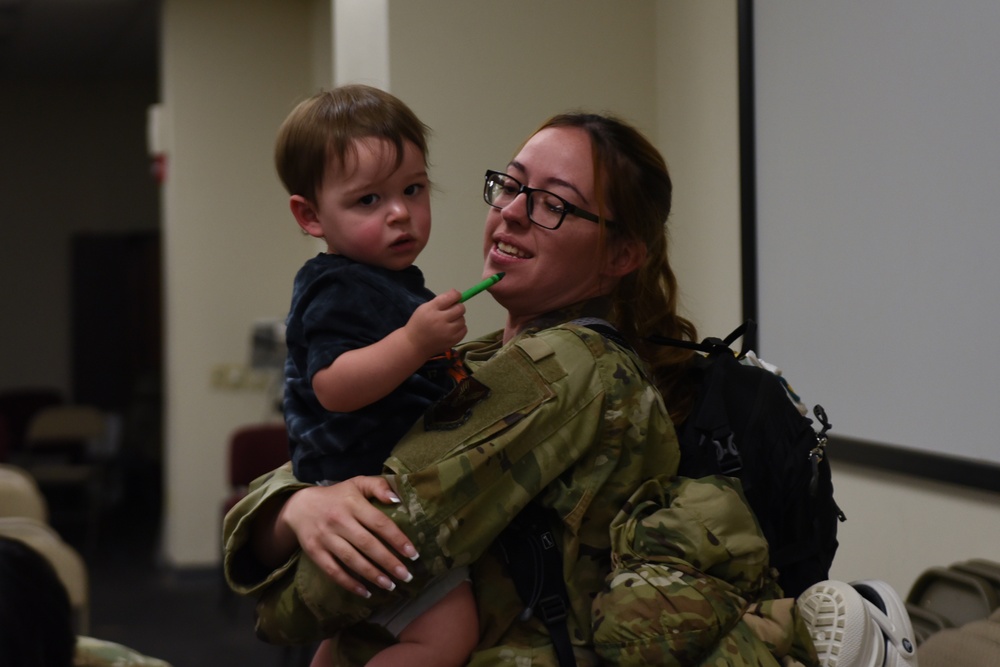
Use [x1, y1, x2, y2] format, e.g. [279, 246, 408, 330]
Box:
[535, 113, 699, 421]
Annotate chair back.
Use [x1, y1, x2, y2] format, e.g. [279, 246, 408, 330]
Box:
[25, 405, 111, 456]
[0, 388, 64, 455]
[20, 406, 112, 557]
[228, 422, 290, 488]
[0, 464, 48, 522]
[223, 423, 289, 518]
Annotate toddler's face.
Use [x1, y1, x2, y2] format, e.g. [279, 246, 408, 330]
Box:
[309, 138, 431, 271]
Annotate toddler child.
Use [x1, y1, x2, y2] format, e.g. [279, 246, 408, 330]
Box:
[277, 84, 478, 667]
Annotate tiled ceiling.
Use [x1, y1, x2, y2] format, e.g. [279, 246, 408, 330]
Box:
[0, 0, 158, 78]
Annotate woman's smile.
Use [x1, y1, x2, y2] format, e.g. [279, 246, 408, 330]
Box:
[493, 239, 532, 260]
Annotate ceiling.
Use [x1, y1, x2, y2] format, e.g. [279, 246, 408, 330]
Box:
[0, 0, 158, 78]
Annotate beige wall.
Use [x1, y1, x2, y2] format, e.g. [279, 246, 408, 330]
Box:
[657, 2, 743, 337]
[157, 0, 1000, 600]
[387, 0, 663, 337]
[159, 0, 329, 565]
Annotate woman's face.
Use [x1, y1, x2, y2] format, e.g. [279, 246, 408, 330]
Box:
[483, 126, 615, 325]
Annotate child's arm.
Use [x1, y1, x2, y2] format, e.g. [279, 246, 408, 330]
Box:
[312, 289, 466, 413]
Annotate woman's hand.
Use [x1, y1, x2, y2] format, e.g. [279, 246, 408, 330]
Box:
[274, 476, 419, 597]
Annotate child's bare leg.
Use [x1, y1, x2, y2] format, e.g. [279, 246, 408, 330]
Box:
[365, 581, 478, 667]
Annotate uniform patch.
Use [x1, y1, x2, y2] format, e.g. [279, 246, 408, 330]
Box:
[423, 376, 491, 431]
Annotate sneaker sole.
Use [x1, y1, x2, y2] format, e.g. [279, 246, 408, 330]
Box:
[798, 580, 885, 667]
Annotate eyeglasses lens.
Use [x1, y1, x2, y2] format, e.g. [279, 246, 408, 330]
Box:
[485, 173, 564, 229]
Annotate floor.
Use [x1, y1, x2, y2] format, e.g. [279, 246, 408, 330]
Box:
[51, 474, 317, 667]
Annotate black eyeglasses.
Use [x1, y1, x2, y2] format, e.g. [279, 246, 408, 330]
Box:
[483, 170, 613, 230]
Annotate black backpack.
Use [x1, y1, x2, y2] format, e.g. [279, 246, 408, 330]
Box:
[496, 321, 845, 667]
[648, 321, 845, 598]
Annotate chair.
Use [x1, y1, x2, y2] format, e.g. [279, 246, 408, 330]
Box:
[0, 463, 48, 522]
[0, 516, 89, 634]
[907, 565, 1000, 629]
[223, 422, 290, 515]
[950, 559, 1000, 602]
[20, 405, 114, 555]
[0, 387, 64, 459]
[917, 606, 1000, 667]
[906, 602, 953, 645]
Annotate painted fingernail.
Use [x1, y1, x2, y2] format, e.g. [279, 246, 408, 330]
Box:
[395, 566, 413, 583]
[377, 575, 395, 591]
[388, 494, 401, 503]
[403, 544, 419, 560]
[356, 586, 372, 599]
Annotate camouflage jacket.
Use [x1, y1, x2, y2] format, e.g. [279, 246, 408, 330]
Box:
[225, 301, 678, 665]
[592, 476, 818, 667]
[224, 304, 812, 665]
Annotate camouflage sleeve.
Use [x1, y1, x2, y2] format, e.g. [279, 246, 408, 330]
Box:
[248, 326, 664, 646]
[591, 476, 818, 667]
[222, 462, 311, 596]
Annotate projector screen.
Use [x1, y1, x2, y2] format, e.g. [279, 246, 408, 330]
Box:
[751, 1, 1000, 468]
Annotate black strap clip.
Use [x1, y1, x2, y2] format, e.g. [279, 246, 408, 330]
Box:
[536, 593, 568, 624]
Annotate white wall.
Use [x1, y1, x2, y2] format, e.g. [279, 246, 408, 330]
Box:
[157, 0, 999, 600]
[830, 462, 1000, 595]
[333, 0, 388, 89]
[746, 2, 1000, 594]
[753, 1, 1000, 468]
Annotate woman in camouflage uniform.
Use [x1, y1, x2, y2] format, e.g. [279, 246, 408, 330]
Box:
[224, 113, 815, 666]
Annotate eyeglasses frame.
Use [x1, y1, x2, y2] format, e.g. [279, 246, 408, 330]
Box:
[483, 169, 614, 229]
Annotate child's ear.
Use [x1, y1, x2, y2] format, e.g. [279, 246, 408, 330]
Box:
[289, 195, 324, 238]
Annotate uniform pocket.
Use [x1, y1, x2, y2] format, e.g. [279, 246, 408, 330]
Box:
[388, 342, 561, 472]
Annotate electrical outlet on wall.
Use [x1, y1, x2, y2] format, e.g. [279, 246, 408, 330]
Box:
[211, 363, 247, 390]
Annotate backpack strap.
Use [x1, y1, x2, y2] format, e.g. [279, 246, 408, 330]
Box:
[649, 321, 757, 477]
[572, 317, 634, 353]
[493, 318, 637, 667]
[687, 352, 743, 475]
[495, 502, 576, 667]
[646, 319, 756, 358]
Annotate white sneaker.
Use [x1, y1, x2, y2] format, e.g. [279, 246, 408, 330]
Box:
[850, 580, 918, 667]
[797, 580, 885, 667]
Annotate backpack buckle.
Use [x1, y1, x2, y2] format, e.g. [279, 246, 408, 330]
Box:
[536, 594, 568, 624]
[702, 432, 743, 475]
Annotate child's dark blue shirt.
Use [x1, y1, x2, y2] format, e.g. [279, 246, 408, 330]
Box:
[284, 254, 458, 483]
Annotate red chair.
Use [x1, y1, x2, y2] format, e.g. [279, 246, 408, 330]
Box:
[222, 422, 290, 516]
[220, 422, 290, 614]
